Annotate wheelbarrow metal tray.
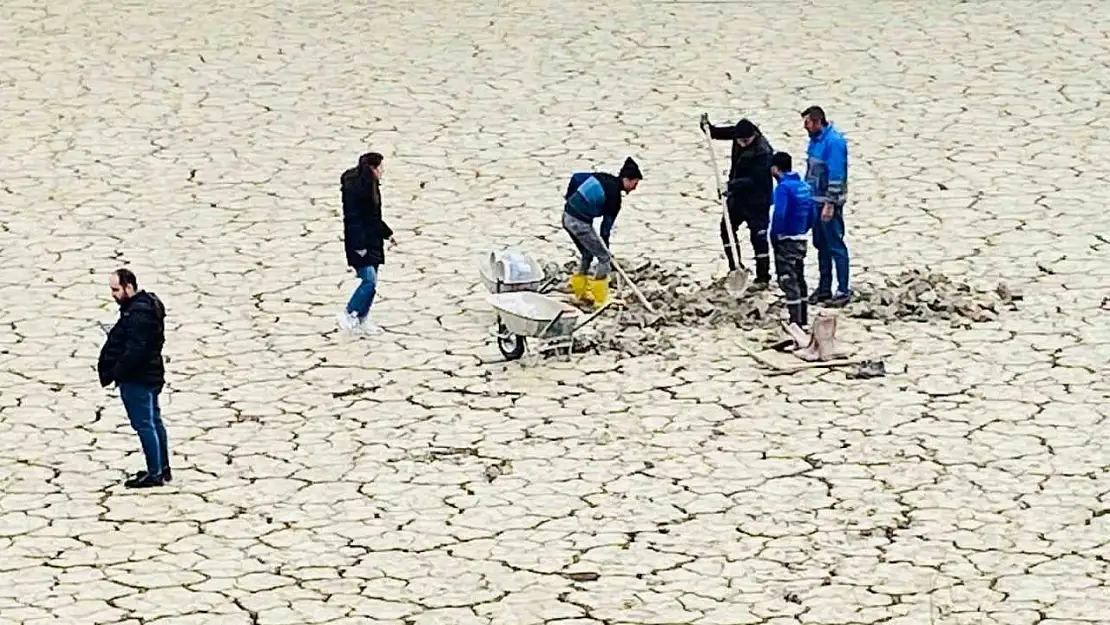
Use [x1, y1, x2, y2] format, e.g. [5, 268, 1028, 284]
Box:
[487, 291, 581, 338]
[476, 252, 547, 293]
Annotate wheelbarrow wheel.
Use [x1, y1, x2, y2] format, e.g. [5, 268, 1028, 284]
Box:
[498, 333, 526, 361]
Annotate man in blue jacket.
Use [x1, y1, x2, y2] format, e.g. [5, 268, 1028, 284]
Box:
[801, 106, 851, 307]
[563, 157, 643, 308]
[770, 152, 816, 328]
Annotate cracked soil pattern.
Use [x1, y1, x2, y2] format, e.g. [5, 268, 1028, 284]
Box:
[1, 1, 1108, 624]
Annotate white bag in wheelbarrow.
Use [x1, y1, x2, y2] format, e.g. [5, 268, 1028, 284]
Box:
[490, 250, 542, 284]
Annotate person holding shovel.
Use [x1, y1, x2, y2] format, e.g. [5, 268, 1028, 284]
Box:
[700, 113, 775, 287]
[563, 157, 643, 309]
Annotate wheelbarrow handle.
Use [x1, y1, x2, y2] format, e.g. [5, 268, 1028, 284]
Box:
[538, 310, 566, 338]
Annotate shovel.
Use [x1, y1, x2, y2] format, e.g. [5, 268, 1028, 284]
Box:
[702, 125, 750, 297]
[597, 240, 656, 314]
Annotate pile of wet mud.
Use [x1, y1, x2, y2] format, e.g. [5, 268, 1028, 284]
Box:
[538, 259, 1019, 357]
[844, 269, 1021, 325]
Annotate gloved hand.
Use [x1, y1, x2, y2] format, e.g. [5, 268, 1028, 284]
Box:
[699, 113, 710, 133]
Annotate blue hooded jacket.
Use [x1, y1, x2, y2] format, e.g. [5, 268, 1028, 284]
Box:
[771, 172, 816, 239]
[804, 123, 848, 206]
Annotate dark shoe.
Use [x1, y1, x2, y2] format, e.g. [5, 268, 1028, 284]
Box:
[808, 291, 832, 305]
[847, 360, 887, 379]
[134, 467, 172, 483]
[750, 277, 771, 291]
[828, 292, 852, 308]
[125, 472, 165, 489]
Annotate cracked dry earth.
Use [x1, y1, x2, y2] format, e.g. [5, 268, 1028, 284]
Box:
[0, 0, 1108, 624]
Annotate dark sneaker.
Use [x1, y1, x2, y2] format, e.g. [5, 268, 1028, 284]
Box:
[135, 467, 172, 483]
[751, 277, 772, 291]
[808, 291, 832, 305]
[125, 472, 165, 489]
[828, 292, 852, 308]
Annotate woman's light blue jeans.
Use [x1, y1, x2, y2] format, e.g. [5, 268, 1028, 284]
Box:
[346, 265, 378, 318]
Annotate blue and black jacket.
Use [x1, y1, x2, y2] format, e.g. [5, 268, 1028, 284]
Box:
[804, 123, 848, 206]
[771, 172, 816, 240]
[563, 172, 624, 246]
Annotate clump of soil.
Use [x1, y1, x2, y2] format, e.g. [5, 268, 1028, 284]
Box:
[845, 268, 1021, 325]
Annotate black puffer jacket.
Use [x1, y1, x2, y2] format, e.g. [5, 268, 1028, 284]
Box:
[727, 135, 774, 212]
[341, 167, 393, 268]
[709, 124, 775, 212]
[98, 291, 166, 387]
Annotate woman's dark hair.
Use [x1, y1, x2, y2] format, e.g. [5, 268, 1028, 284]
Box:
[359, 152, 384, 172]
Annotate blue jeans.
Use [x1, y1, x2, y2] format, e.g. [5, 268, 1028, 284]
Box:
[118, 382, 168, 476]
[345, 265, 378, 318]
[812, 204, 850, 295]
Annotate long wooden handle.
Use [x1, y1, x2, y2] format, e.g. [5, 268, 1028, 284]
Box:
[597, 240, 656, 313]
[703, 126, 742, 269]
[610, 257, 656, 313]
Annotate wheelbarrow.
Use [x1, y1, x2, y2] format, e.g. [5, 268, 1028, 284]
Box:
[486, 291, 611, 360]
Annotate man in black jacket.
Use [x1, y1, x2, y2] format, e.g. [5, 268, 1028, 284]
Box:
[700, 114, 775, 286]
[97, 268, 170, 489]
[338, 152, 396, 335]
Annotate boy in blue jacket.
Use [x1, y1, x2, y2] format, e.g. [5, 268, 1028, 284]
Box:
[770, 151, 816, 328]
[563, 157, 643, 308]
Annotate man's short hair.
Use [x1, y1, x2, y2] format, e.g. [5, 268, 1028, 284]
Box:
[800, 106, 826, 124]
[772, 151, 792, 172]
[114, 268, 138, 289]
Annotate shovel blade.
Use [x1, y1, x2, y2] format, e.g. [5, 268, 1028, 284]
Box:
[724, 270, 749, 297]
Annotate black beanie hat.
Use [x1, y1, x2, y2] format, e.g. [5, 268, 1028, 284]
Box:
[735, 119, 757, 139]
[619, 157, 642, 180]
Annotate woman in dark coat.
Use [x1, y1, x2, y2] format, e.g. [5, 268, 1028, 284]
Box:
[338, 152, 395, 334]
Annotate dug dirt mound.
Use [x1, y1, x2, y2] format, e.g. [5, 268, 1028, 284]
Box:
[545, 259, 786, 331]
[540, 259, 1019, 357]
[844, 268, 1021, 325]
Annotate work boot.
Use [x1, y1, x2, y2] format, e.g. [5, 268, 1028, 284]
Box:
[754, 257, 771, 285]
[568, 274, 589, 300]
[787, 303, 803, 327]
[808, 291, 832, 305]
[586, 276, 610, 309]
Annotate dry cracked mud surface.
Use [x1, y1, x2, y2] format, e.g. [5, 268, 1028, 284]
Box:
[1, 0, 1108, 624]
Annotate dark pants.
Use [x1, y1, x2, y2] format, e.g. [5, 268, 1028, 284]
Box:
[812, 204, 850, 295]
[773, 238, 808, 326]
[720, 197, 770, 281]
[119, 382, 168, 476]
[563, 211, 611, 278]
[346, 265, 379, 318]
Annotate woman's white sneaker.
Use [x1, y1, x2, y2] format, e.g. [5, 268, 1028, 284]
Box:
[336, 311, 360, 332]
